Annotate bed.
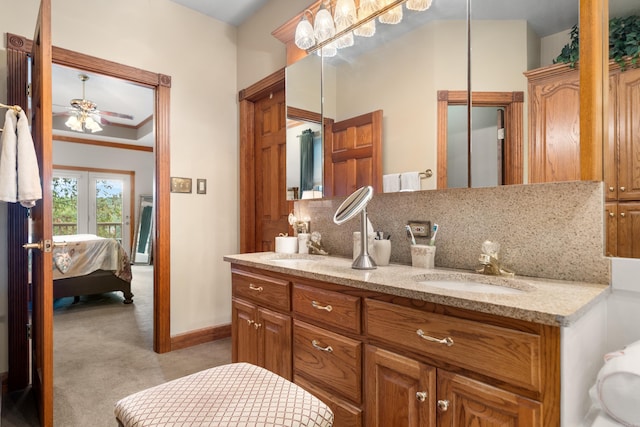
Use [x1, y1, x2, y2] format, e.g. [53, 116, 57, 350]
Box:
[52, 234, 133, 304]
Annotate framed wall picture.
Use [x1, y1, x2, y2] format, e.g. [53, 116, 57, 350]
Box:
[170, 177, 192, 193]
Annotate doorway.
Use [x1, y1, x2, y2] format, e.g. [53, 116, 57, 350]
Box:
[5, 33, 172, 397]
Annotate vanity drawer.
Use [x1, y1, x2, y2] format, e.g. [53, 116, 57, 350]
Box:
[293, 320, 362, 403]
[232, 270, 290, 311]
[365, 299, 542, 392]
[293, 283, 361, 334]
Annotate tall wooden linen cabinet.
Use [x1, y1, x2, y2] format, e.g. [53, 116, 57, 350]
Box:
[526, 62, 640, 258]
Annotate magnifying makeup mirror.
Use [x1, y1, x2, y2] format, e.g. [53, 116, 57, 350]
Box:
[334, 186, 376, 270]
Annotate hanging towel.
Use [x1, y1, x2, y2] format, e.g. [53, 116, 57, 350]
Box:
[0, 109, 18, 203]
[16, 111, 42, 208]
[383, 173, 401, 193]
[400, 171, 421, 191]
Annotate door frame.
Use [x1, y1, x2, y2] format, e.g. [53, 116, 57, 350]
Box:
[238, 68, 285, 253]
[436, 90, 524, 189]
[6, 32, 172, 390]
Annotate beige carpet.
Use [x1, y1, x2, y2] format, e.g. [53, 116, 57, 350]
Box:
[2, 265, 232, 426]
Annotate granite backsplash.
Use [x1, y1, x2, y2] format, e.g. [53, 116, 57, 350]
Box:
[293, 181, 610, 284]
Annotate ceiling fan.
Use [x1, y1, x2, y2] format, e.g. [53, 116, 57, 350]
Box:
[55, 73, 134, 133]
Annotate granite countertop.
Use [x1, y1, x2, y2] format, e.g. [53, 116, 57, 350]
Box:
[224, 252, 611, 327]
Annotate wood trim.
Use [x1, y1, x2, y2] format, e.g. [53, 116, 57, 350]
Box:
[1, 371, 7, 396]
[540, 324, 561, 427]
[7, 32, 171, 358]
[287, 106, 322, 123]
[436, 90, 524, 188]
[580, 0, 608, 181]
[53, 134, 154, 152]
[170, 324, 232, 351]
[238, 68, 285, 102]
[239, 99, 256, 253]
[6, 34, 31, 392]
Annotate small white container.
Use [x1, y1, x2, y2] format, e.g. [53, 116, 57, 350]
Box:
[275, 236, 298, 254]
[298, 233, 310, 254]
[411, 244, 436, 269]
[373, 240, 391, 266]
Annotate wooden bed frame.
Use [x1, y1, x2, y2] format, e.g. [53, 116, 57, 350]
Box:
[53, 269, 133, 304]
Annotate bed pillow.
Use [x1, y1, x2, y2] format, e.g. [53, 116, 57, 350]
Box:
[590, 339, 640, 426]
[54, 251, 72, 274]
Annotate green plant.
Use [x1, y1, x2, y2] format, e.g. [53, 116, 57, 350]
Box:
[554, 15, 640, 70]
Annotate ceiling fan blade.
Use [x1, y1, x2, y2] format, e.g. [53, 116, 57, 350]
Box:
[98, 109, 134, 120]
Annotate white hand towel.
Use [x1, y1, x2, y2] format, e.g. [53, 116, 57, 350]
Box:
[0, 109, 18, 203]
[383, 173, 401, 193]
[400, 171, 421, 191]
[16, 110, 42, 208]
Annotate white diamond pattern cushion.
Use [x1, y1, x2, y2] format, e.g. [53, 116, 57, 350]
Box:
[114, 362, 334, 427]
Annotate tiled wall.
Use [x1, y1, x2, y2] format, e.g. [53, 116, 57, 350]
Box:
[294, 181, 610, 284]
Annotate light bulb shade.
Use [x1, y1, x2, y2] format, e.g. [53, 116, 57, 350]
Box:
[84, 116, 103, 133]
[314, 6, 336, 42]
[334, 18, 354, 49]
[334, 0, 357, 27]
[316, 41, 337, 58]
[379, 0, 403, 24]
[354, 0, 379, 37]
[406, 0, 433, 11]
[65, 115, 83, 132]
[294, 16, 315, 49]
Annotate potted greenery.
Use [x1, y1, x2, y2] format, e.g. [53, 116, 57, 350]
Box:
[554, 15, 640, 70]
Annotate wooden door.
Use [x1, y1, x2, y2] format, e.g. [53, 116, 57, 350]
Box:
[30, 1, 54, 425]
[365, 345, 436, 427]
[324, 110, 383, 197]
[231, 298, 259, 366]
[436, 370, 540, 427]
[257, 307, 292, 380]
[254, 89, 288, 251]
[617, 68, 640, 201]
[527, 67, 580, 183]
[617, 202, 640, 258]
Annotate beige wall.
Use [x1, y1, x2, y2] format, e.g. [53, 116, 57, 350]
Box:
[541, 28, 572, 67]
[0, 0, 239, 372]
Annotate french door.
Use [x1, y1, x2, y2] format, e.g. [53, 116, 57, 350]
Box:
[52, 169, 132, 253]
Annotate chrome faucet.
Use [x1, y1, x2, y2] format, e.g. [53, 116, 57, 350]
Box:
[476, 240, 514, 277]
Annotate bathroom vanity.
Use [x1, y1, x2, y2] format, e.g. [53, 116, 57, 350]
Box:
[225, 252, 609, 427]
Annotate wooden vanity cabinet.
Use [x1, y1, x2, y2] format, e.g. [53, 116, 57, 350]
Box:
[229, 265, 560, 426]
[231, 268, 292, 380]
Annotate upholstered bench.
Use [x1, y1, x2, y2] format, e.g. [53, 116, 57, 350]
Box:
[114, 362, 334, 426]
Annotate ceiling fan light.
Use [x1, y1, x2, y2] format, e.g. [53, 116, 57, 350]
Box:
[65, 115, 83, 132]
[294, 14, 316, 50]
[406, 0, 433, 11]
[84, 116, 103, 133]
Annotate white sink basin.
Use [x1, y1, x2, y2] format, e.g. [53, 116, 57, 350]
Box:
[414, 273, 533, 295]
[262, 254, 320, 267]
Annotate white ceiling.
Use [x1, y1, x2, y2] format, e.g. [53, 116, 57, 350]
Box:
[168, 0, 268, 26]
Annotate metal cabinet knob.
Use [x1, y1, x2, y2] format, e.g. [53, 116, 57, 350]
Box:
[416, 391, 428, 402]
[609, 186, 615, 192]
[621, 212, 626, 218]
[437, 400, 450, 411]
[609, 212, 615, 217]
[620, 187, 626, 192]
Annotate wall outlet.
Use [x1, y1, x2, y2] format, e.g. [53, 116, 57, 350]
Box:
[407, 220, 431, 238]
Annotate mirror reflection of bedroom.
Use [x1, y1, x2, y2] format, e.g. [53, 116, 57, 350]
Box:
[50, 63, 156, 351]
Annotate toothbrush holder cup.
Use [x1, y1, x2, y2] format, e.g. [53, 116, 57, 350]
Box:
[411, 245, 436, 269]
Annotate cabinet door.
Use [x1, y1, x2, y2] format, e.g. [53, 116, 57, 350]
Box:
[618, 202, 640, 258]
[605, 72, 619, 201]
[606, 202, 618, 257]
[528, 70, 581, 183]
[365, 345, 436, 427]
[232, 298, 259, 366]
[437, 370, 541, 427]
[257, 307, 292, 380]
[618, 68, 640, 201]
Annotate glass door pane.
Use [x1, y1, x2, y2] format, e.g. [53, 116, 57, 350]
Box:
[89, 172, 131, 253]
[52, 170, 88, 236]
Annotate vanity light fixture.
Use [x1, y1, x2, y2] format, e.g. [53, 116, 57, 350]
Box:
[334, 0, 357, 48]
[406, 0, 433, 11]
[353, 0, 380, 37]
[379, 0, 403, 24]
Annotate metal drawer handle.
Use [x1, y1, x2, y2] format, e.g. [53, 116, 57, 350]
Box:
[416, 329, 454, 347]
[249, 284, 264, 292]
[416, 391, 428, 402]
[311, 339, 333, 353]
[437, 400, 450, 411]
[311, 300, 333, 312]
